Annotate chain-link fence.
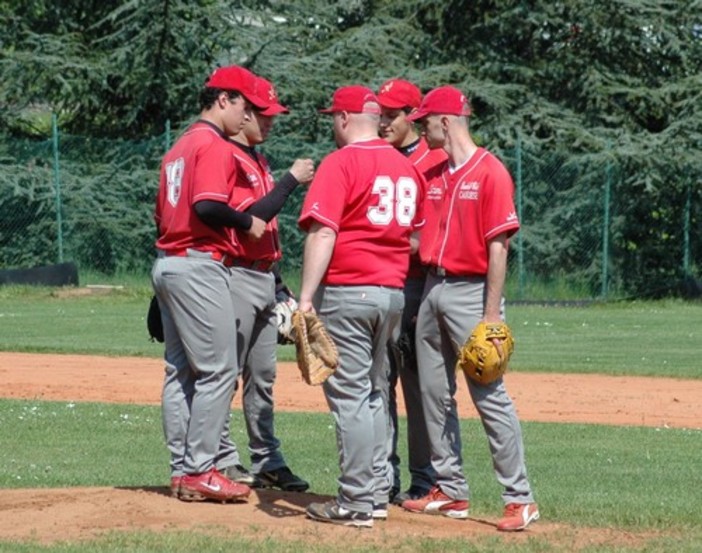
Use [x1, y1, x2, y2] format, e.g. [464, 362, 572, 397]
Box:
[1, 120, 700, 301]
[502, 142, 701, 301]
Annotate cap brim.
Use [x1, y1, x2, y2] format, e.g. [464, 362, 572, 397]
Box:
[260, 104, 289, 116]
[242, 92, 269, 109]
[406, 109, 429, 122]
[318, 107, 335, 114]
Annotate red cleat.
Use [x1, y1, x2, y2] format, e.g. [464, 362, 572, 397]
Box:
[497, 502, 540, 531]
[179, 468, 251, 502]
[170, 475, 183, 498]
[402, 486, 469, 519]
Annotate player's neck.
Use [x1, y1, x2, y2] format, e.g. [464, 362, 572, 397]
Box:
[231, 133, 253, 147]
[199, 111, 224, 132]
[446, 134, 479, 169]
[347, 134, 379, 144]
[398, 131, 420, 149]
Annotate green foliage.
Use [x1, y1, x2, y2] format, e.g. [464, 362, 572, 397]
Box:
[1, 0, 701, 297]
[0, 0, 228, 137]
[0, 132, 163, 273]
[0, 138, 58, 267]
[57, 134, 164, 274]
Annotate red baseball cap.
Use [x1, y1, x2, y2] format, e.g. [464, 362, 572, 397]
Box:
[406, 85, 472, 121]
[376, 78, 422, 109]
[205, 65, 268, 109]
[255, 76, 289, 116]
[319, 85, 381, 114]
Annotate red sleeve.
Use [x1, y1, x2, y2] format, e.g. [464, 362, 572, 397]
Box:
[482, 158, 520, 240]
[192, 141, 237, 204]
[298, 153, 347, 232]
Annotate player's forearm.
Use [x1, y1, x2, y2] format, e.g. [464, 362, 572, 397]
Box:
[193, 200, 253, 230]
[246, 172, 299, 222]
[484, 234, 509, 321]
[299, 225, 336, 306]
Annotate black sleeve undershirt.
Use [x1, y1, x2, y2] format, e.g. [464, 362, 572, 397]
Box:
[194, 200, 253, 230]
[193, 171, 299, 229]
[246, 171, 300, 222]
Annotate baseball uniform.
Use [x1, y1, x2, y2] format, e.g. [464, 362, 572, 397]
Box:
[153, 120, 243, 477]
[299, 137, 425, 514]
[415, 147, 535, 504]
[215, 143, 291, 476]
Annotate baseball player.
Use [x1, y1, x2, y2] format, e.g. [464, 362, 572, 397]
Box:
[298, 85, 425, 527]
[152, 65, 268, 502]
[376, 78, 447, 505]
[400, 85, 539, 531]
[215, 75, 313, 492]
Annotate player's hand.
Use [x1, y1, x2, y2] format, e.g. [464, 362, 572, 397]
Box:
[290, 158, 315, 185]
[247, 216, 266, 241]
[297, 299, 316, 314]
[482, 316, 505, 355]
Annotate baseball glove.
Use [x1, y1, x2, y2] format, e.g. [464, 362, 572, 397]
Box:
[147, 295, 164, 343]
[291, 311, 339, 385]
[456, 321, 514, 385]
[274, 287, 298, 345]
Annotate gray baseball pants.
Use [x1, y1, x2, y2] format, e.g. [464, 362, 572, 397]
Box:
[415, 274, 535, 504]
[152, 252, 239, 476]
[216, 266, 287, 473]
[387, 276, 436, 493]
[316, 285, 404, 513]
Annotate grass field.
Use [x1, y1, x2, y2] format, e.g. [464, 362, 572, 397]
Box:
[0, 284, 701, 551]
[1, 399, 700, 552]
[1, 284, 700, 379]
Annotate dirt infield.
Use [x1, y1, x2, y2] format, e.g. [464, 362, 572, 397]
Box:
[1, 352, 700, 548]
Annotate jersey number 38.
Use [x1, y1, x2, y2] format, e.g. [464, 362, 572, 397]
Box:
[367, 176, 418, 227]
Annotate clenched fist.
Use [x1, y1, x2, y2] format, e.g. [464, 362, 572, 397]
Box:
[247, 215, 266, 241]
[290, 158, 315, 185]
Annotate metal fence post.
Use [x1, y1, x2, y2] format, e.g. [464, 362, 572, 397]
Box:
[683, 181, 691, 276]
[165, 119, 171, 152]
[601, 152, 612, 299]
[51, 113, 64, 263]
[515, 137, 524, 300]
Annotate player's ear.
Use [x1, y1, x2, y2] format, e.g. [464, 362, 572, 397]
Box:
[216, 92, 229, 108]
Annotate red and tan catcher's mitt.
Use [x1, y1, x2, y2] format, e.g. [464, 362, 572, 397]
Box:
[456, 321, 515, 385]
[291, 311, 339, 385]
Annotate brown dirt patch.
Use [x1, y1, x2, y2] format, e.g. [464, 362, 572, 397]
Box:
[3, 352, 699, 428]
[1, 352, 700, 549]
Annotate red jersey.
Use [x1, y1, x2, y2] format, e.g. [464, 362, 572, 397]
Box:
[155, 121, 241, 257]
[228, 144, 281, 263]
[404, 138, 448, 278]
[408, 137, 448, 176]
[298, 138, 425, 288]
[419, 147, 519, 276]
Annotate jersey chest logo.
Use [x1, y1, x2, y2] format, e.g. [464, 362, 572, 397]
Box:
[458, 181, 479, 201]
[427, 184, 443, 201]
[245, 172, 261, 187]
